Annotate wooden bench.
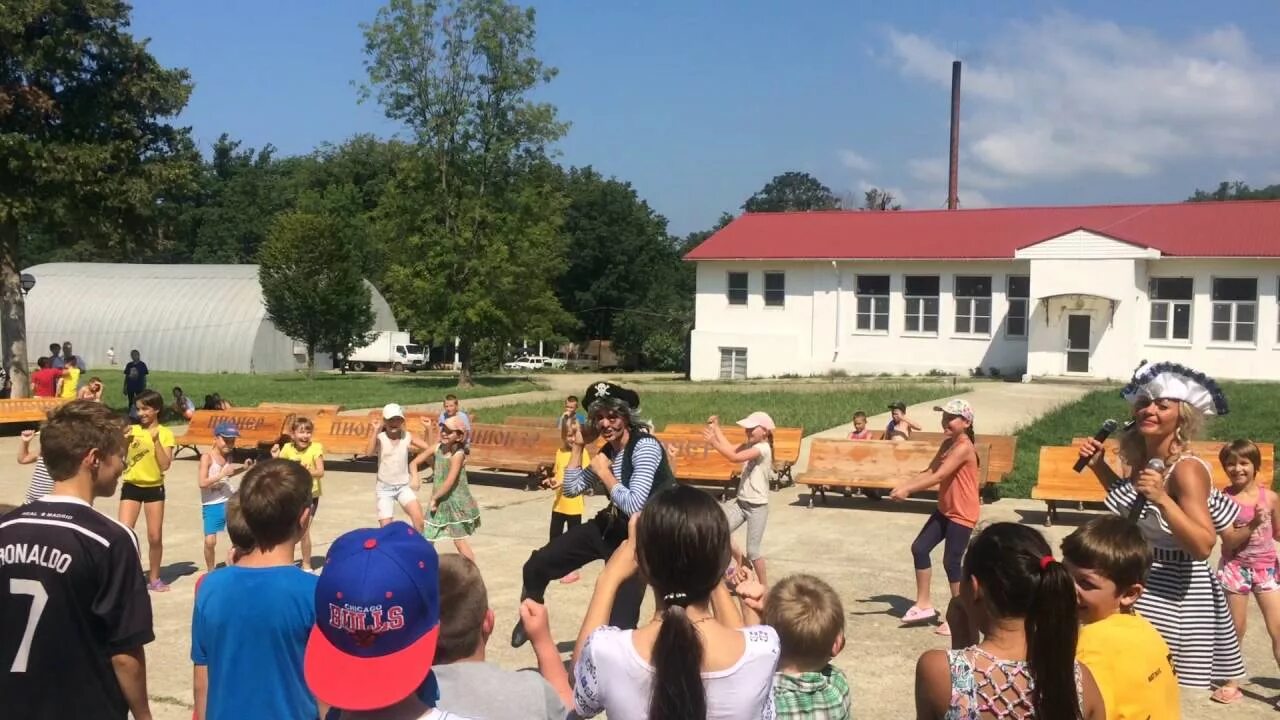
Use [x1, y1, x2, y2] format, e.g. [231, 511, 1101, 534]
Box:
[1032, 442, 1276, 525]
[257, 402, 344, 416]
[653, 430, 743, 499]
[175, 409, 291, 458]
[504, 416, 559, 428]
[912, 432, 1016, 485]
[311, 411, 438, 457]
[662, 423, 805, 490]
[466, 423, 567, 490]
[796, 438, 991, 508]
[0, 398, 67, 424]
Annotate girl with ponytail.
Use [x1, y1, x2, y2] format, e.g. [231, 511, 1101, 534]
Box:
[571, 484, 780, 720]
[915, 522, 1104, 720]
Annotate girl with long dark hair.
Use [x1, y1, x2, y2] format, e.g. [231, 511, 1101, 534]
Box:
[915, 522, 1104, 720]
[571, 484, 780, 720]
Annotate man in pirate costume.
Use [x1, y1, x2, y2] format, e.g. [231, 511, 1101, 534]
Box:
[510, 380, 675, 648]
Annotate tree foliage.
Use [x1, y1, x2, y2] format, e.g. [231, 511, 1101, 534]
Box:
[258, 191, 377, 378]
[742, 171, 840, 213]
[1, 0, 197, 395]
[860, 187, 902, 211]
[362, 0, 572, 386]
[1189, 181, 1280, 202]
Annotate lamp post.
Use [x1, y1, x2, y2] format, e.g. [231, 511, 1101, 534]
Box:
[19, 273, 35, 296]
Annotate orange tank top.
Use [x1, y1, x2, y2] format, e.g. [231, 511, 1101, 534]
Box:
[938, 440, 980, 528]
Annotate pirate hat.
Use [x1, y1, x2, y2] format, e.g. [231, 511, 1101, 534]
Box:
[582, 380, 640, 411]
[1121, 360, 1229, 416]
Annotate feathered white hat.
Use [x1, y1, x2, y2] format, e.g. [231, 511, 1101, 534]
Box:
[1120, 360, 1229, 416]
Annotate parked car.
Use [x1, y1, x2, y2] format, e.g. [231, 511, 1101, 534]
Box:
[503, 355, 549, 370]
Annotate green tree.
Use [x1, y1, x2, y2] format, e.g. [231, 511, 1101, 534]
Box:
[742, 171, 840, 213]
[1, 0, 197, 395]
[1189, 181, 1280, 202]
[362, 0, 572, 387]
[258, 190, 377, 378]
[861, 187, 902, 211]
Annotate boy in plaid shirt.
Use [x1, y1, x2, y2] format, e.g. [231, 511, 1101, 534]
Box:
[738, 573, 851, 719]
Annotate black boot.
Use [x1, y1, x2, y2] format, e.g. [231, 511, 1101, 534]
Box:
[511, 589, 531, 648]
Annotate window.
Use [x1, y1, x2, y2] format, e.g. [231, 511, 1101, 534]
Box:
[954, 276, 992, 335]
[855, 275, 890, 332]
[1211, 278, 1256, 343]
[1148, 277, 1193, 342]
[1006, 276, 1029, 338]
[719, 347, 747, 379]
[904, 276, 940, 334]
[763, 272, 785, 307]
[727, 272, 747, 305]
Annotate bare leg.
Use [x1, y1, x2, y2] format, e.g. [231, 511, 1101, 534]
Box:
[203, 534, 217, 572]
[1218, 592, 1250, 696]
[914, 568, 933, 610]
[378, 517, 392, 527]
[454, 538, 476, 564]
[752, 557, 768, 588]
[118, 498, 142, 529]
[404, 500, 425, 534]
[300, 527, 313, 570]
[1253, 590, 1280, 670]
[142, 500, 165, 584]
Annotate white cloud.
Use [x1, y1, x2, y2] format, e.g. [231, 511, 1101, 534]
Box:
[838, 149, 875, 173]
[885, 14, 1280, 185]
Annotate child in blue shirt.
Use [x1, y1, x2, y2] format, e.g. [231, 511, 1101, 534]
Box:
[192, 459, 319, 720]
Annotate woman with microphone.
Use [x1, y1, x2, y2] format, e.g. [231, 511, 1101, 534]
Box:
[1078, 361, 1244, 698]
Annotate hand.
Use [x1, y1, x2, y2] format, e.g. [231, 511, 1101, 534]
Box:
[224, 463, 246, 477]
[519, 599, 553, 644]
[1249, 505, 1266, 530]
[148, 426, 162, 441]
[600, 514, 641, 585]
[411, 476, 422, 492]
[589, 452, 613, 478]
[20, 430, 34, 441]
[735, 579, 767, 614]
[270, 444, 281, 458]
[889, 483, 910, 501]
[1078, 438, 1105, 467]
[701, 425, 716, 443]
[428, 498, 438, 515]
[1134, 466, 1168, 505]
[945, 596, 977, 647]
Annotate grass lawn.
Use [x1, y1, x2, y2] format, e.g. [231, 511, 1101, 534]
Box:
[480, 383, 969, 433]
[98, 372, 541, 419]
[1004, 382, 1280, 498]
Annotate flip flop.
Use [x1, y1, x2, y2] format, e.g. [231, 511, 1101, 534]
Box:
[935, 621, 951, 637]
[901, 606, 938, 624]
[1211, 686, 1243, 704]
[148, 579, 170, 593]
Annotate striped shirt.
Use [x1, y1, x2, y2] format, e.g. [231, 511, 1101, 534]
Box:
[563, 435, 663, 516]
[23, 457, 53, 504]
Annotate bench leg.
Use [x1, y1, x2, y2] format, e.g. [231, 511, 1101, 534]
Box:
[807, 492, 814, 509]
[1045, 501, 1057, 528]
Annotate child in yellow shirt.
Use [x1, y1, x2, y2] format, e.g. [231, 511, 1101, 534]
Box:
[541, 417, 589, 584]
[119, 389, 177, 592]
[1062, 516, 1180, 720]
[272, 417, 325, 573]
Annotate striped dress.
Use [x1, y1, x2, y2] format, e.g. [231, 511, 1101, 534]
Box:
[1104, 455, 1245, 689]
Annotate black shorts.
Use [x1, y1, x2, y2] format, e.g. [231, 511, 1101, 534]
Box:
[120, 483, 165, 503]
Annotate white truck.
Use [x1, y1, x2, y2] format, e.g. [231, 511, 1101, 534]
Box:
[346, 331, 426, 372]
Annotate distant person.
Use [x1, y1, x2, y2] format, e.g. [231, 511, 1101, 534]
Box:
[539, 417, 589, 584]
[119, 389, 176, 592]
[49, 342, 64, 369]
[63, 341, 87, 373]
[885, 401, 920, 441]
[847, 411, 874, 440]
[123, 349, 148, 415]
[107, 345, 116, 366]
[273, 417, 326, 573]
[58, 355, 81, 399]
[0, 400, 155, 720]
[203, 393, 232, 411]
[197, 423, 250, 573]
[439, 393, 473, 445]
[172, 386, 196, 421]
[705, 411, 776, 586]
[192, 459, 318, 720]
[418, 415, 481, 564]
[17, 429, 52, 504]
[557, 395, 586, 429]
[77, 376, 104, 402]
[367, 403, 432, 532]
[30, 356, 61, 398]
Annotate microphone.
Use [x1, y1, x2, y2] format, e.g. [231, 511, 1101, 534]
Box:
[1127, 458, 1166, 521]
[1073, 419, 1119, 473]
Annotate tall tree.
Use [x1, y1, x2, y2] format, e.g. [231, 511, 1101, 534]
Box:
[860, 187, 902, 211]
[741, 171, 840, 213]
[362, 0, 571, 387]
[1189, 181, 1280, 202]
[1, 1, 196, 395]
[258, 187, 378, 378]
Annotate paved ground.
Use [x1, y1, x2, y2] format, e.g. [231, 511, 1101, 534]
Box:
[1, 381, 1272, 718]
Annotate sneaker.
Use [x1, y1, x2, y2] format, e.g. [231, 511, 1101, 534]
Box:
[510, 618, 529, 648]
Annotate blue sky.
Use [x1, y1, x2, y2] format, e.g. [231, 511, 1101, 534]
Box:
[129, 1, 1280, 235]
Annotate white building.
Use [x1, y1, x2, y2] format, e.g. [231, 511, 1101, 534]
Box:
[20, 263, 399, 374]
[685, 201, 1280, 382]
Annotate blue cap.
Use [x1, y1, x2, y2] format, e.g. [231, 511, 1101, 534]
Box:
[213, 422, 240, 438]
[304, 522, 441, 711]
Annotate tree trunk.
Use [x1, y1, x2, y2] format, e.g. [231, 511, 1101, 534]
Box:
[0, 220, 30, 398]
[306, 343, 316, 380]
[456, 337, 474, 388]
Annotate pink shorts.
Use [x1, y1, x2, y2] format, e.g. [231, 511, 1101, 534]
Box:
[1218, 560, 1280, 595]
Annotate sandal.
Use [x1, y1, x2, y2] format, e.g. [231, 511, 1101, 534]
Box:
[901, 605, 938, 624]
[1211, 685, 1243, 704]
[935, 621, 951, 637]
[148, 579, 170, 593]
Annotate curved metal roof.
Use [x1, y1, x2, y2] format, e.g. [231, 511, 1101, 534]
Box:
[19, 263, 398, 374]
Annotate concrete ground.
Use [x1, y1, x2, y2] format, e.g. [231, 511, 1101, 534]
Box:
[1, 380, 1272, 718]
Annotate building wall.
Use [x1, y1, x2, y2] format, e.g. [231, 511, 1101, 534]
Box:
[691, 256, 1280, 382]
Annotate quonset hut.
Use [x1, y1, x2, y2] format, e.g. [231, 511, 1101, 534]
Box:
[19, 263, 398, 374]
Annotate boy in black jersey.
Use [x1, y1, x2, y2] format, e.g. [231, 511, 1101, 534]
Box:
[0, 400, 154, 719]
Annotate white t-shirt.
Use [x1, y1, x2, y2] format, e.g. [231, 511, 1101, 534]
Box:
[573, 625, 780, 720]
[201, 455, 235, 506]
[376, 431, 412, 488]
[737, 442, 774, 505]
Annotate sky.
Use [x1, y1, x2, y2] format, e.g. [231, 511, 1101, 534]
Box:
[128, 1, 1280, 236]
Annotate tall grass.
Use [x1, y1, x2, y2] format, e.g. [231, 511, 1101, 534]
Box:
[1004, 382, 1280, 497]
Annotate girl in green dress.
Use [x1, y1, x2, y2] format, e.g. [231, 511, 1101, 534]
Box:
[415, 415, 480, 563]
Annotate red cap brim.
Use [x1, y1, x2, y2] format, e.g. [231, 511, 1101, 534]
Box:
[304, 623, 439, 711]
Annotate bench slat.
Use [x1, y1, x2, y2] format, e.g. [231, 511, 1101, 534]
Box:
[177, 410, 291, 447]
[0, 398, 67, 424]
[797, 438, 992, 491]
[504, 416, 559, 428]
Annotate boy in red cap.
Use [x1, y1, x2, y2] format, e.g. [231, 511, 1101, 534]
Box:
[305, 522, 473, 719]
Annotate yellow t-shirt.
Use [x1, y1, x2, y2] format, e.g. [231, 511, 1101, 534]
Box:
[59, 367, 80, 399]
[122, 424, 177, 487]
[552, 447, 590, 516]
[280, 442, 325, 497]
[1077, 613, 1179, 720]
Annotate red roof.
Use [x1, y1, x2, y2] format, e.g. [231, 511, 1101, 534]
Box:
[683, 201, 1280, 260]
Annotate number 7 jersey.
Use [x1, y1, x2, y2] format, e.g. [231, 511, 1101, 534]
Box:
[0, 496, 154, 719]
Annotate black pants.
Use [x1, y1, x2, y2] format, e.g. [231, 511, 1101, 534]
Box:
[549, 511, 582, 542]
[523, 507, 646, 629]
[910, 511, 973, 583]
